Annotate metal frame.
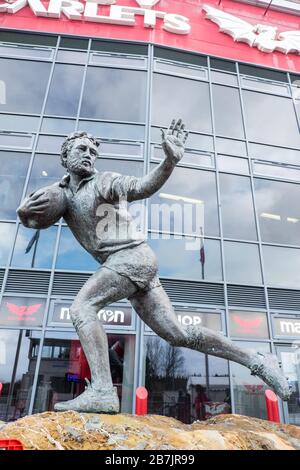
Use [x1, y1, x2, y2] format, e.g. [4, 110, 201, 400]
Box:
[0, 33, 299, 423]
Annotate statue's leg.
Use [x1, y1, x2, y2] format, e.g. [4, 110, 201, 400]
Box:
[54, 267, 137, 413]
[130, 285, 290, 400]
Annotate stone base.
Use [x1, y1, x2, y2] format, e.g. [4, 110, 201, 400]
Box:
[0, 412, 299, 450]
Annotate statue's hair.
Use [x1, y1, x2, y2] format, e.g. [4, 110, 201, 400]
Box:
[60, 131, 100, 168]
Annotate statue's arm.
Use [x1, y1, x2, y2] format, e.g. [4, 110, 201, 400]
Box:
[112, 119, 188, 202]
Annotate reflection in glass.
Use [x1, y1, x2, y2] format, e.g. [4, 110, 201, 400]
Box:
[33, 332, 135, 414]
[81, 67, 147, 122]
[0, 223, 16, 266]
[212, 84, 245, 139]
[149, 166, 219, 237]
[220, 174, 257, 240]
[0, 58, 51, 114]
[243, 90, 300, 147]
[12, 225, 57, 269]
[56, 227, 99, 271]
[224, 242, 262, 284]
[148, 236, 222, 282]
[144, 336, 230, 423]
[0, 329, 41, 421]
[231, 341, 270, 420]
[45, 64, 84, 116]
[0, 152, 31, 219]
[254, 178, 300, 245]
[152, 74, 212, 133]
[263, 245, 300, 288]
[27, 154, 64, 195]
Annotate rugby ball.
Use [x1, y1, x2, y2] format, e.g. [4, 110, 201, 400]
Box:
[17, 183, 68, 229]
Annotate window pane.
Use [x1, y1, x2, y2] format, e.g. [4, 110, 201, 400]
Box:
[81, 68, 147, 122]
[95, 158, 143, 176]
[231, 341, 270, 420]
[254, 179, 300, 245]
[79, 120, 145, 141]
[252, 161, 300, 181]
[211, 71, 238, 86]
[148, 236, 223, 282]
[152, 74, 212, 133]
[151, 128, 214, 152]
[36, 135, 65, 153]
[33, 332, 135, 414]
[263, 245, 300, 288]
[0, 58, 50, 114]
[241, 76, 290, 96]
[149, 166, 219, 237]
[56, 226, 99, 271]
[224, 242, 262, 284]
[56, 50, 87, 64]
[220, 174, 257, 240]
[0, 114, 39, 133]
[45, 64, 84, 117]
[27, 154, 64, 194]
[0, 330, 41, 421]
[152, 146, 214, 168]
[0, 151, 31, 219]
[229, 311, 269, 339]
[41, 118, 76, 134]
[212, 85, 244, 139]
[144, 335, 230, 423]
[0, 223, 15, 266]
[11, 225, 57, 269]
[218, 155, 249, 174]
[0, 133, 33, 150]
[243, 90, 300, 147]
[154, 60, 207, 80]
[249, 143, 300, 166]
[216, 137, 247, 157]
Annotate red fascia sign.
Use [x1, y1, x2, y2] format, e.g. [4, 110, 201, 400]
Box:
[0, 0, 300, 72]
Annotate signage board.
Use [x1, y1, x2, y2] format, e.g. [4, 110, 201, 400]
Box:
[229, 310, 269, 339]
[272, 315, 300, 338]
[49, 300, 133, 327]
[0, 296, 46, 327]
[0, 0, 300, 72]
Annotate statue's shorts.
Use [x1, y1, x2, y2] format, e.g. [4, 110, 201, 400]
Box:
[101, 242, 162, 294]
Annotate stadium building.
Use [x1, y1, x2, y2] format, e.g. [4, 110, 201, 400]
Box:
[0, 0, 299, 425]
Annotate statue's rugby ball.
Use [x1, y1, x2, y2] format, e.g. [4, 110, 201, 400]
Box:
[17, 184, 67, 229]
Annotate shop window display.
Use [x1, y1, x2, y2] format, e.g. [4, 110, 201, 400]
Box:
[144, 335, 230, 424]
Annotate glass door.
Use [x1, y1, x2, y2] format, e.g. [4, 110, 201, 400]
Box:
[276, 344, 300, 426]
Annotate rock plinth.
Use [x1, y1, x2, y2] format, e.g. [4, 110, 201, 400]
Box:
[0, 412, 299, 450]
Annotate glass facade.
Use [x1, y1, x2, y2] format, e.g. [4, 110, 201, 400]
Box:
[0, 33, 299, 425]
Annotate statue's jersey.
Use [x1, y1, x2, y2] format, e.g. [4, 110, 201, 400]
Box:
[60, 171, 145, 263]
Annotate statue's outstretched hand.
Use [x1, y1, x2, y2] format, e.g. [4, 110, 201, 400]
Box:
[160, 118, 189, 165]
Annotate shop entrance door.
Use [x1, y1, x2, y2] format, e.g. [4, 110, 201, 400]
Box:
[276, 344, 300, 426]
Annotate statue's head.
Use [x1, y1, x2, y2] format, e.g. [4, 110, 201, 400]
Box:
[61, 131, 100, 177]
